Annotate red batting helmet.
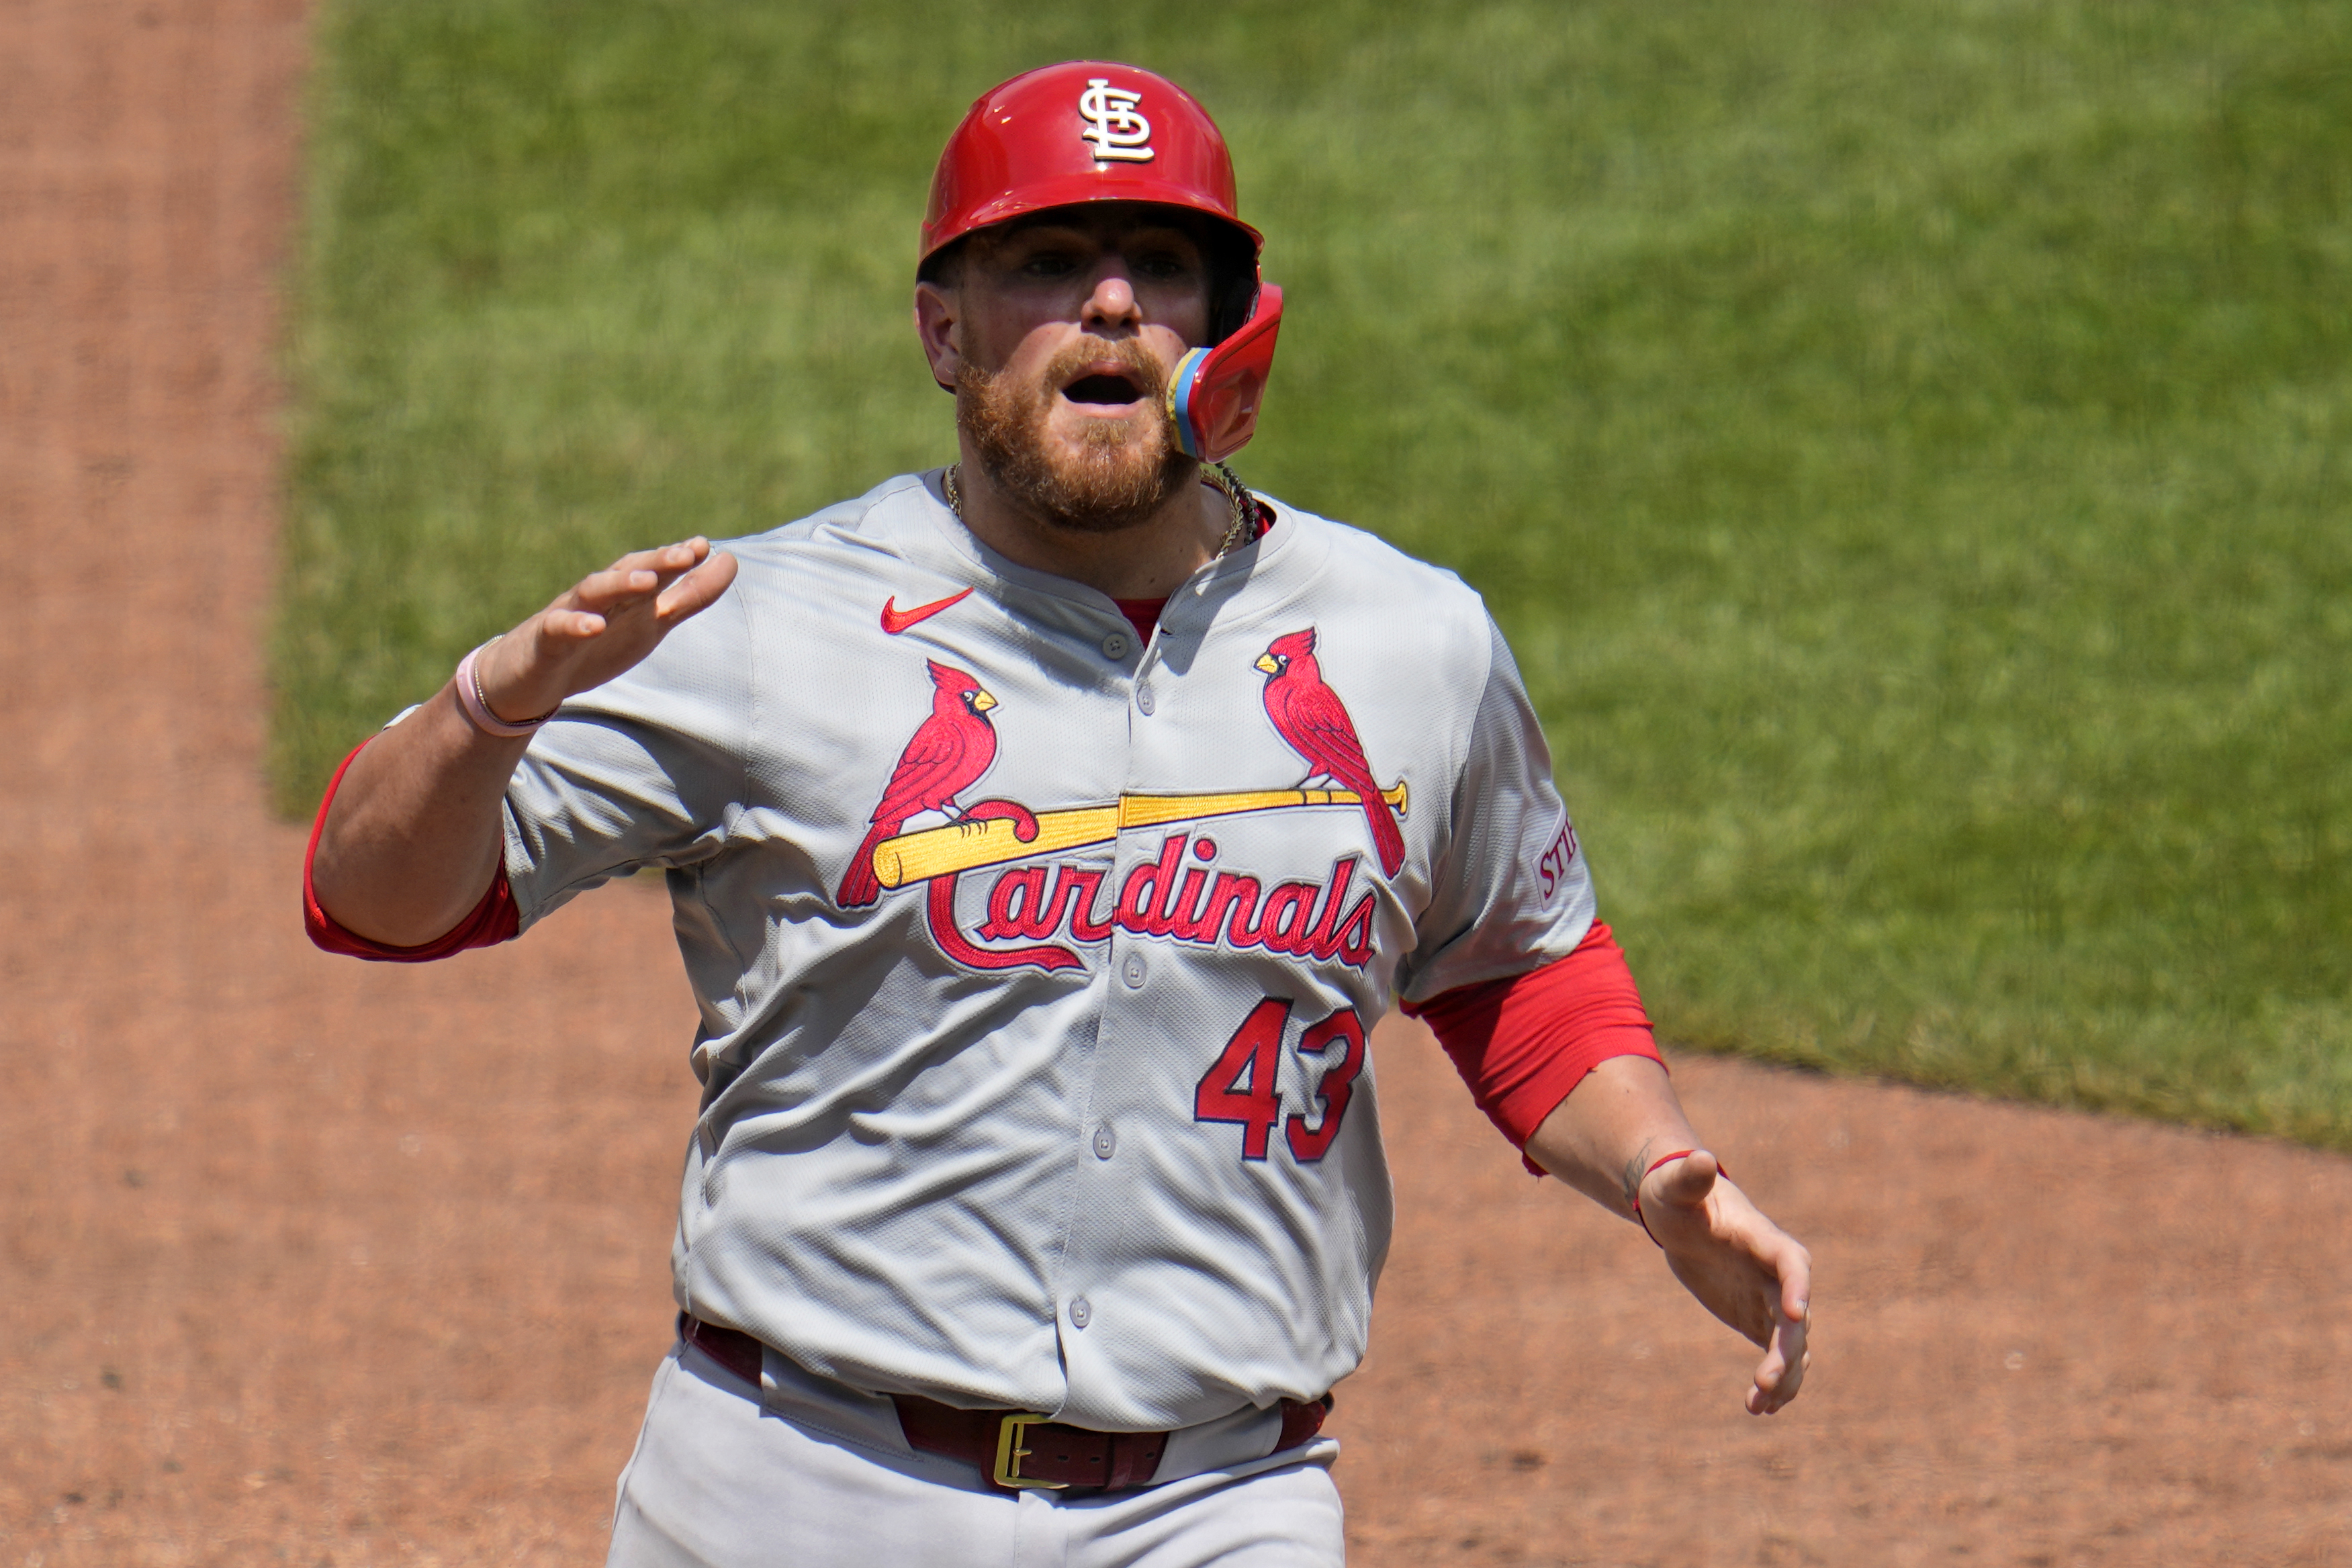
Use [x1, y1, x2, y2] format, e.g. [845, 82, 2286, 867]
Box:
[921, 60, 1263, 270]
[922, 61, 1284, 461]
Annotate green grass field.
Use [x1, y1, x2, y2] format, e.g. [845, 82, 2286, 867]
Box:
[277, 1, 2352, 1146]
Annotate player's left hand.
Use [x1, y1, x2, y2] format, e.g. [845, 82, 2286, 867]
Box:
[1637, 1152, 1811, 1414]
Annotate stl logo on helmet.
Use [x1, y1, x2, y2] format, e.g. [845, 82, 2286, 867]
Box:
[1078, 78, 1155, 163]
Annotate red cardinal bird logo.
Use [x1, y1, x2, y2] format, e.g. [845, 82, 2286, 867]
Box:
[836, 659, 1001, 908]
[1256, 628, 1406, 878]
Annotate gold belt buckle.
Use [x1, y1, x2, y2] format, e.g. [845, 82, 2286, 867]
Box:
[993, 1412, 1069, 1490]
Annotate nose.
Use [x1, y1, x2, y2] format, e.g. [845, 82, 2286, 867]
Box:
[1081, 269, 1141, 332]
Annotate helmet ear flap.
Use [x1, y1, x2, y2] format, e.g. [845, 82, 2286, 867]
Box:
[1206, 224, 1262, 342]
[1167, 281, 1283, 463]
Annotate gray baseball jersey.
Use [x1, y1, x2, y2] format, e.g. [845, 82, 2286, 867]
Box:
[500, 470, 1596, 1433]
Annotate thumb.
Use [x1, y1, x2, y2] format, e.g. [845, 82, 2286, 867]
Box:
[1654, 1148, 1721, 1211]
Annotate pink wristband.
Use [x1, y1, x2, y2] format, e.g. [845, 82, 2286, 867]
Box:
[1629, 1149, 1727, 1248]
[454, 639, 559, 739]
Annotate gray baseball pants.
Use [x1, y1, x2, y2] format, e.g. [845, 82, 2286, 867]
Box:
[604, 1338, 1347, 1567]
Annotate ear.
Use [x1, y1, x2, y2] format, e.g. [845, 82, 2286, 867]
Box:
[913, 281, 961, 394]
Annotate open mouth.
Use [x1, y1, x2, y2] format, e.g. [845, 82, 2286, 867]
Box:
[1059, 369, 1147, 411]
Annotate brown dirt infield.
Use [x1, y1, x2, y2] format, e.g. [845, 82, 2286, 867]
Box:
[3, 4, 2347, 1564]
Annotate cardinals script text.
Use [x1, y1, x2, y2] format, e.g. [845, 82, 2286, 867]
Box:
[925, 831, 1377, 975]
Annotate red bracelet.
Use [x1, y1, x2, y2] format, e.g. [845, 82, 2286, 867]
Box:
[1629, 1149, 1728, 1248]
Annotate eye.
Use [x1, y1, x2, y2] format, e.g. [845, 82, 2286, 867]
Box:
[1020, 251, 1080, 279]
[1131, 247, 1197, 282]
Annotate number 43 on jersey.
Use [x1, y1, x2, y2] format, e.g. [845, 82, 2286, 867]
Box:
[1193, 998, 1366, 1162]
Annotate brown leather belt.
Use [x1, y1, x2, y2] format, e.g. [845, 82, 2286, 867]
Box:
[680, 1313, 1330, 1493]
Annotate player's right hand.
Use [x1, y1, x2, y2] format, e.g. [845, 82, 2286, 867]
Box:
[472, 539, 739, 725]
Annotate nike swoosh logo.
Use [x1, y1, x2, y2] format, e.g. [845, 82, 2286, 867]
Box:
[880, 588, 975, 635]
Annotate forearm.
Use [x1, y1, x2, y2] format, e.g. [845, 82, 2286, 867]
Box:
[309, 680, 530, 946]
[308, 537, 737, 949]
[1522, 1054, 1703, 1222]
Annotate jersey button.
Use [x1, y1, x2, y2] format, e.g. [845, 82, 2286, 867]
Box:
[1101, 631, 1130, 659]
[1135, 682, 1156, 716]
[1093, 1124, 1117, 1160]
[1069, 1297, 1093, 1329]
[1121, 953, 1147, 988]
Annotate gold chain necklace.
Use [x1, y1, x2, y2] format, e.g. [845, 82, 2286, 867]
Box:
[1205, 461, 1257, 556]
[944, 462, 1258, 559]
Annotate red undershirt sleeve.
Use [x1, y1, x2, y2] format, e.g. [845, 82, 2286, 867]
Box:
[1400, 920, 1664, 1175]
[302, 739, 521, 962]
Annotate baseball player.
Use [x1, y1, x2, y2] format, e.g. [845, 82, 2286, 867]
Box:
[306, 60, 1811, 1567]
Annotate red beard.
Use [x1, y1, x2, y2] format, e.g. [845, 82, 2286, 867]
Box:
[957, 336, 1195, 535]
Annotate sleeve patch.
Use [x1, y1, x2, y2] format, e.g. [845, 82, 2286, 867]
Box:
[1533, 815, 1581, 903]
